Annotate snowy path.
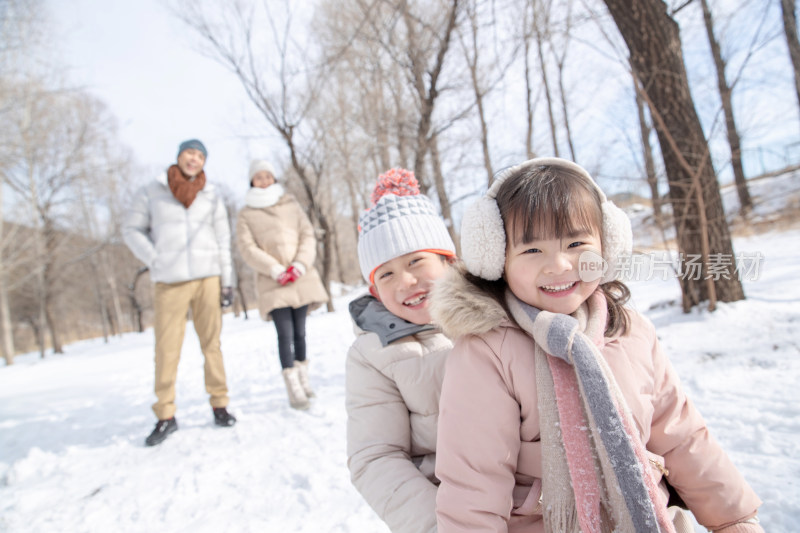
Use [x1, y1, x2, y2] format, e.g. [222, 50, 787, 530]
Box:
[2, 229, 799, 532]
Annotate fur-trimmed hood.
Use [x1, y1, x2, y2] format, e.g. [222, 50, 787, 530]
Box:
[429, 264, 510, 340]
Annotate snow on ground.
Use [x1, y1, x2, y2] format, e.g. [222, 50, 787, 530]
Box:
[1, 227, 799, 532]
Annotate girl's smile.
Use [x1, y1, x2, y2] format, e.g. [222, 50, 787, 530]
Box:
[539, 281, 578, 294]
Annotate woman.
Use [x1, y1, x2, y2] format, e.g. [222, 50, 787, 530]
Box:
[236, 159, 329, 410]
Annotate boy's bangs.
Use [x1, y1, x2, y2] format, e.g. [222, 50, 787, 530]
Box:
[502, 169, 602, 246]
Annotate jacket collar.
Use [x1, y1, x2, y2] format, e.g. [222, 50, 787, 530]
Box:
[349, 294, 435, 347]
[429, 265, 511, 340]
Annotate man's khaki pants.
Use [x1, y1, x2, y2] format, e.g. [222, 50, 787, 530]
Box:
[152, 276, 229, 420]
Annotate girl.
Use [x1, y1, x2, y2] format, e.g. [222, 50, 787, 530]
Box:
[430, 158, 763, 533]
[236, 159, 329, 410]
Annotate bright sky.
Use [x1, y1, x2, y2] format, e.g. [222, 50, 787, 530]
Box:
[49, 0, 269, 201]
[46, 0, 799, 205]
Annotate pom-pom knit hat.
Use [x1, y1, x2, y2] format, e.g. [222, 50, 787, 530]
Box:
[357, 168, 456, 283]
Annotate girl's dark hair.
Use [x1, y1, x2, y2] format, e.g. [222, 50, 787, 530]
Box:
[600, 280, 630, 337]
[463, 163, 631, 337]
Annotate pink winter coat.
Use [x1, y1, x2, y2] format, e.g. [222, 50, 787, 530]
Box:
[429, 268, 762, 533]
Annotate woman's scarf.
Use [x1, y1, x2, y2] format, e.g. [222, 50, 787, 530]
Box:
[167, 164, 206, 208]
[506, 290, 675, 533]
[245, 183, 285, 208]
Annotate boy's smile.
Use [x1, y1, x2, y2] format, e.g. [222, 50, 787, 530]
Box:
[372, 251, 450, 325]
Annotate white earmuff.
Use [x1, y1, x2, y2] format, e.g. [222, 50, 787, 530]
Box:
[460, 157, 632, 284]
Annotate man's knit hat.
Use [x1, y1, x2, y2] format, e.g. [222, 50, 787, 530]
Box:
[177, 139, 207, 159]
[249, 159, 277, 181]
[357, 168, 456, 283]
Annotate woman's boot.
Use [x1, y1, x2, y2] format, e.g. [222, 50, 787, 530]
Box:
[295, 360, 315, 398]
[282, 366, 310, 410]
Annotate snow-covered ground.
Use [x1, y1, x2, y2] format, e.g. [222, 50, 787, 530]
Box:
[1, 225, 799, 532]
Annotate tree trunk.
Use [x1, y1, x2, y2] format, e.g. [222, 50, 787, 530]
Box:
[90, 257, 110, 343]
[429, 135, 459, 253]
[603, 0, 744, 311]
[0, 194, 15, 363]
[27, 316, 44, 357]
[556, 63, 576, 161]
[129, 266, 148, 333]
[102, 250, 126, 335]
[0, 282, 14, 365]
[462, 3, 494, 184]
[521, 1, 539, 163]
[235, 283, 249, 320]
[285, 137, 335, 313]
[552, 1, 576, 160]
[632, 68, 663, 228]
[45, 303, 62, 354]
[700, 0, 751, 214]
[36, 254, 46, 358]
[533, 2, 559, 157]
[523, 31, 537, 161]
[780, 0, 800, 119]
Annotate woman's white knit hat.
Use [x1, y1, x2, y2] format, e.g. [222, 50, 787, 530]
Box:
[248, 159, 277, 181]
[357, 168, 456, 283]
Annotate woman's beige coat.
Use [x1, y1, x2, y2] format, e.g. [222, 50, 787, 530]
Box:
[236, 193, 328, 320]
[346, 295, 452, 533]
[430, 268, 762, 533]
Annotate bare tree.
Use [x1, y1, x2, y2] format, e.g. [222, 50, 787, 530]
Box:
[550, 0, 577, 160]
[459, 0, 495, 184]
[780, 0, 800, 117]
[603, 0, 745, 311]
[699, 0, 752, 214]
[0, 0, 48, 363]
[321, 0, 464, 242]
[632, 66, 663, 228]
[520, 0, 541, 160]
[531, 0, 560, 157]
[4, 88, 119, 355]
[170, 0, 336, 311]
[69, 134, 133, 342]
[396, 0, 462, 193]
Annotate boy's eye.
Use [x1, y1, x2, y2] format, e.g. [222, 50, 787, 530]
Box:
[523, 248, 541, 254]
[568, 241, 584, 248]
[378, 271, 393, 280]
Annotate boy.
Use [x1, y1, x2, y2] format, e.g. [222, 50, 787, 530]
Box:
[345, 168, 456, 533]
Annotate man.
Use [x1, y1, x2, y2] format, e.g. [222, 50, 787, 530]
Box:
[123, 139, 237, 446]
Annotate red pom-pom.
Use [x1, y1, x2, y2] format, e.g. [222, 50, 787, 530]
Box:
[371, 168, 419, 206]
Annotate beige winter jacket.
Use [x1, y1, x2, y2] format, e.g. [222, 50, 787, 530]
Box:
[430, 268, 762, 533]
[346, 294, 452, 533]
[236, 193, 328, 320]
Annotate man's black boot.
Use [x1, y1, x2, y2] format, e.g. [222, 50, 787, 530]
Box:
[213, 407, 237, 427]
[145, 417, 178, 446]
